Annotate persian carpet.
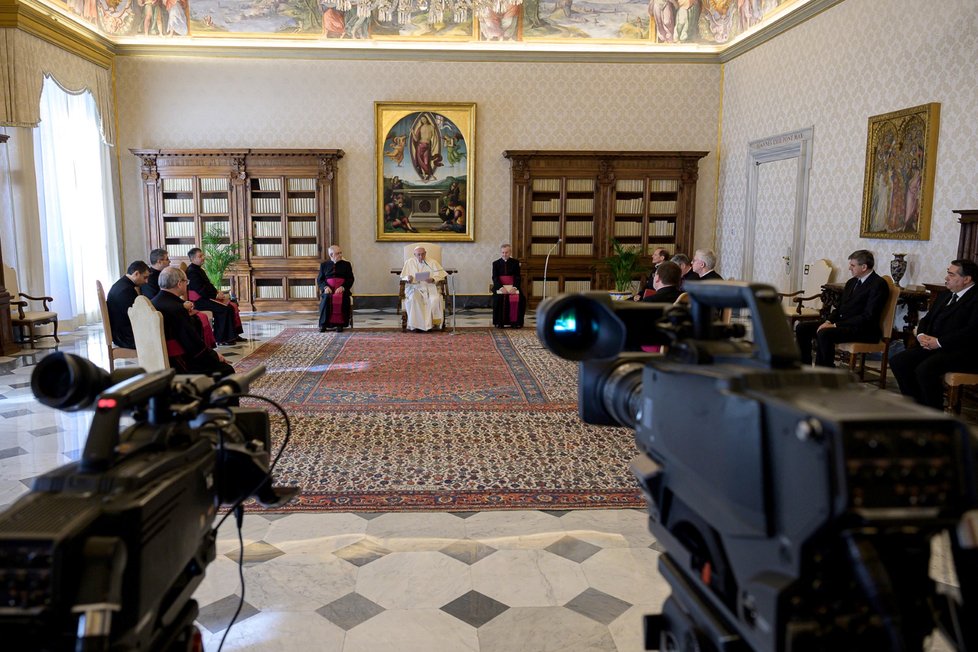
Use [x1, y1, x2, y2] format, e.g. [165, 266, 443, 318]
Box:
[236, 328, 643, 512]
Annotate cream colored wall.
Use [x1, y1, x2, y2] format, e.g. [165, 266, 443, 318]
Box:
[717, 0, 978, 287]
[115, 58, 721, 297]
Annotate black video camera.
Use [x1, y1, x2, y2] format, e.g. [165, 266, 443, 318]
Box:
[0, 353, 299, 651]
[537, 282, 978, 651]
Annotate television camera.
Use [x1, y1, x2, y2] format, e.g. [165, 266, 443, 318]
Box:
[537, 282, 978, 651]
[0, 353, 298, 651]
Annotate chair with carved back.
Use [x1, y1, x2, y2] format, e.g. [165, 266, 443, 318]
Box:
[777, 259, 833, 325]
[397, 242, 450, 331]
[3, 264, 59, 348]
[944, 373, 978, 415]
[128, 296, 169, 372]
[836, 275, 901, 388]
[96, 280, 138, 372]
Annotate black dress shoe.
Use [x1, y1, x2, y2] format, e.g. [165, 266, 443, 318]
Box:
[319, 327, 327, 333]
[234, 336, 248, 343]
[336, 326, 345, 333]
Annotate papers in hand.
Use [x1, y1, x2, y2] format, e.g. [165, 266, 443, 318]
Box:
[497, 285, 518, 294]
[414, 271, 431, 283]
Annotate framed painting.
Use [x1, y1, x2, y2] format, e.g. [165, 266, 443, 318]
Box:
[859, 102, 940, 240]
[375, 102, 475, 242]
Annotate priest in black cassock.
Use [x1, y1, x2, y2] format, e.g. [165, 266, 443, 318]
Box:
[141, 248, 170, 300]
[491, 244, 525, 328]
[317, 244, 354, 332]
[186, 247, 244, 345]
[106, 260, 150, 348]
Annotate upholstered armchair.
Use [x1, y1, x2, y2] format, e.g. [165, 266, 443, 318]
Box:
[397, 242, 450, 331]
[777, 258, 833, 325]
[3, 264, 59, 348]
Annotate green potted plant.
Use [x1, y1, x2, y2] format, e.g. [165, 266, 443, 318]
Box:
[201, 226, 245, 296]
[604, 239, 646, 300]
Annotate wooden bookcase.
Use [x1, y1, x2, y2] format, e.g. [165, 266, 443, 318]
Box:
[132, 148, 343, 311]
[503, 150, 708, 308]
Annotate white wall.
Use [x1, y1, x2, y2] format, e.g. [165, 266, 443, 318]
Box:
[114, 58, 721, 296]
[717, 0, 978, 287]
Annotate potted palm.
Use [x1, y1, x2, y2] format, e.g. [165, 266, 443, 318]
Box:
[604, 239, 646, 300]
[201, 226, 245, 297]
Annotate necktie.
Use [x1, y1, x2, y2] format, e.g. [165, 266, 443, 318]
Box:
[949, 294, 959, 306]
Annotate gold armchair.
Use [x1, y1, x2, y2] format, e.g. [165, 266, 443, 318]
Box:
[3, 264, 59, 348]
[778, 259, 833, 325]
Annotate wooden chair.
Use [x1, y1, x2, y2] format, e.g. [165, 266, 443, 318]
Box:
[3, 264, 59, 348]
[836, 275, 901, 388]
[778, 259, 833, 325]
[398, 242, 450, 331]
[96, 280, 137, 372]
[128, 296, 169, 372]
[944, 373, 978, 415]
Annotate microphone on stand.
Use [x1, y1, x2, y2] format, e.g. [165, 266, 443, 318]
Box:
[541, 238, 562, 305]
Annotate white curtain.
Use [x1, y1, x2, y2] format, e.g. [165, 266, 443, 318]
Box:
[32, 76, 120, 329]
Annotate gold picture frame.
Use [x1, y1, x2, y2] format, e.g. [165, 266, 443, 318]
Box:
[859, 102, 940, 240]
[375, 102, 476, 242]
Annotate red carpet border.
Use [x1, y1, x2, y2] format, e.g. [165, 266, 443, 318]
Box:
[236, 328, 644, 512]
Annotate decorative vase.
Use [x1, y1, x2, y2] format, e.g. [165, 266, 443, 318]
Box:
[890, 253, 908, 286]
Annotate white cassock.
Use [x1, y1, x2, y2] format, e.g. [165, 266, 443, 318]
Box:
[400, 257, 447, 331]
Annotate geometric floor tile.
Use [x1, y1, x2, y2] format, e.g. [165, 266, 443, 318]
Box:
[440, 590, 510, 628]
[0, 409, 32, 418]
[545, 535, 602, 563]
[224, 541, 286, 566]
[316, 592, 385, 630]
[28, 426, 62, 437]
[196, 594, 260, 634]
[440, 540, 497, 565]
[0, 447, 28, 460]
[333, 539, 392, 567]
[564, 587, 632, 625]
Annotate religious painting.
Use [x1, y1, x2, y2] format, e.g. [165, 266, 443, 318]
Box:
[859, 103, 940, 241]
[375, 102, 476, 242]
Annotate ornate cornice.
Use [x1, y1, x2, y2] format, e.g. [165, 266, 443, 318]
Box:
[1, 0, 114, 69]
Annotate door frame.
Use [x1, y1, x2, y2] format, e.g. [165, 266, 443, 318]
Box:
[742, 127, 814, 293]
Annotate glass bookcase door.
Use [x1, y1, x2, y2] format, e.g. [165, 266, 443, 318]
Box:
[250, 177, 285, 258]
[286, 177, 319, 258]
[647, 178, 679, 255]
[563, 178, 595, 257]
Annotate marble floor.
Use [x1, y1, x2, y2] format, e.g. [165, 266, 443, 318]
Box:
[0, 308, 960, 651]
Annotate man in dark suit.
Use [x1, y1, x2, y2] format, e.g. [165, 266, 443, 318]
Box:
[317, 244, 354, 332]
[891, 259, 978, 409]
[491, 243, 525, 328]
[795, 249, 888, 367]
[642, 260, 683, 304]
[106, 260, 150, 349]
[141, 248, 170, 300]
[689, 249, 723, 281]
[152, 267, 234, 377]
[670, 253, 697, 289]
[186, 247, 244, 345]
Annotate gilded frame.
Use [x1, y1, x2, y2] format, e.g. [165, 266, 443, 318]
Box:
[375, 102, 476, 242]
[859, 102, 940, 240]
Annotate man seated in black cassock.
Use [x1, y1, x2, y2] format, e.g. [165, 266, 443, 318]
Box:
[186, 247, 245, 345]
[491, 243, 525, 328]
[891, 259, 978, 409]
[795, 249, 888, 367]
[642, 261, 683, 304]
[317, 244, 354, 332]
[141, 248, 170, 300]
[106, 260, 150, 349]
[152, 267, 234, 377]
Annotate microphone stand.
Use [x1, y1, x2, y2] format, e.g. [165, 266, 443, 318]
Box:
[449, 270, 457, 335]
[541, 238, 562, 305]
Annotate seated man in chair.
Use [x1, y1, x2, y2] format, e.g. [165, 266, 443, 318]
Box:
[795, 249, 888, 367]
[891, 259, 978, 409]
[186, 247, 245, 345]
[400, 246, 446, 332]
[152, 267, 234, 377]
[317, 244, 354, 332]
[106, 260, 150, 349]
[491, 243, 525, 328]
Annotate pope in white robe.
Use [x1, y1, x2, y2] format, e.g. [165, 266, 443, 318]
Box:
[400, 247, 447, 331]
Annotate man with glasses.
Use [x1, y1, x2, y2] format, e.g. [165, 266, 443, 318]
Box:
[400, 246, 446, 332]
[317, 244, 354, 333]
[152, 267, 233, 376]
[795, 249, 887, 368]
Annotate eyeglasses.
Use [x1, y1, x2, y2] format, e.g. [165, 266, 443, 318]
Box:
[178, 279, 189, 285]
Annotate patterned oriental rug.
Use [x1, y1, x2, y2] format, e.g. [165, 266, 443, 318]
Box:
[235, 328, 644, 512]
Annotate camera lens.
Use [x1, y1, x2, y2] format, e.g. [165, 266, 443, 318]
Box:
[551, 306, 598, 351]
[31, 353, 111, 411]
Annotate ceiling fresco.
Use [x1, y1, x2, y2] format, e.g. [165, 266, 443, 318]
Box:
[45, 0, 811, 50]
